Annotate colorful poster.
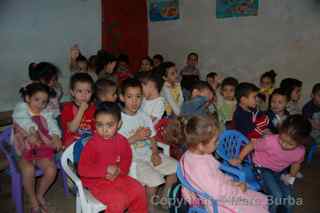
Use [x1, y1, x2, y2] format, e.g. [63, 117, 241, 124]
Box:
[216, 0, 259, 18]
[149, 0, 179, 22]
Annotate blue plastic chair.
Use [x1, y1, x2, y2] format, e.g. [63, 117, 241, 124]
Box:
[216, 130, 261, 191]
[0, 127, 69, 213]
[176, 163, 219, 213]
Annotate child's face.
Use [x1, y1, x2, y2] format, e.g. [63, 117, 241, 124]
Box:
[78, 61, 88, 72]
[260, 77, 273, 89]
[121, 87, 143, 114]
[153, 58, 161, 67]
[95, 113, 121, 139]
[270, 94, 287, 114]
[207, 77, 217, 89]
[221, 85, 235, 101]
[241, 92, 258, 109]
[100, 87, 117, 103]
[26, 91, 49, 114]
[142, 81, 155, 98]
[187, 55, 198, 67]
[164, 66, 178, 84]
[104, 61, 117, 74]
[71, 82, 93, 104]
[279, 133, 298, 150]
[312, 91, 320, 107]
[141, 59, 152, 72]
[291, 87, 301, 102]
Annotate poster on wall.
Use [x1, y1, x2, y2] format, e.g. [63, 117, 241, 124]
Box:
[216, 0, 259, 18]
[149, 0, 179, 22]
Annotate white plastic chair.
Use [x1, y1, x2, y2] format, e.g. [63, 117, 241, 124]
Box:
[61, 143, 106, 213]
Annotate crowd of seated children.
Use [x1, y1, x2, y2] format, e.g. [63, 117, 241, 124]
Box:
[5, 48, 320, 213]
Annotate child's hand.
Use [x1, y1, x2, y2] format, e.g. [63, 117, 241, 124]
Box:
[229, 158, 242, 166]
[151, 153, 162, 167]
[79, 102, 89, 112]
[70, 45, 80, 60]
[28, 132, 41, 147]
[134, 127, 151, 141]
[233, 181, 247, 193]
[106, 165, 120, 181]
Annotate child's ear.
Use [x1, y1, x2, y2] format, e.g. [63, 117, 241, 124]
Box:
[25, 96, 31, 103]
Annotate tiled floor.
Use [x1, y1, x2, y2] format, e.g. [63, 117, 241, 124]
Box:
[1, 152, 319, 213]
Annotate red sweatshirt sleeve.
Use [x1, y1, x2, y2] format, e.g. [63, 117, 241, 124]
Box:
[118, 135, 132, 176]
[78, 140, 105, 178]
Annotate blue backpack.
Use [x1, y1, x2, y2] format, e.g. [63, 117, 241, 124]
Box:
[73, 131, 92, 165]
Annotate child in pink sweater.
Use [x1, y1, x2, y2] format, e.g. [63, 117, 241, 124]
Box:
[168, 116, 269, 213]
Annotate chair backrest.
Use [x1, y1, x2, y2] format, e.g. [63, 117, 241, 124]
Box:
[0, 127, 20, 173]
[216, 130, 251, 164]
[176, 163, 218, 213]
[61, 143, 89, 210]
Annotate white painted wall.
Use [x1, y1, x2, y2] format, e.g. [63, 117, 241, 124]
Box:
[0, 0, 100, 111]
[149, 0, 320, 102]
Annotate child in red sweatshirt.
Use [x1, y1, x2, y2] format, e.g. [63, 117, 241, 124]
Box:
[78, 102, 148, 213]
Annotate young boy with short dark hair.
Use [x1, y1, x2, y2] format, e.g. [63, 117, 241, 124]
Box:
[233, 82, 269, 139]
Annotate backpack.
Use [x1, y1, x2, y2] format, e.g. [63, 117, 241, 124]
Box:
[73, 131, 92, 165]
[168, 181, 189, 213]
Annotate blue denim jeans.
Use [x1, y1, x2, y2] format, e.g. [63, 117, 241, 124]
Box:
[257, 167, 295, 213]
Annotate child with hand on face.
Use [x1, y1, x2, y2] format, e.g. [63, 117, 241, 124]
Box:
[78, 102, 148, 213]
[60, 73, 96, 148]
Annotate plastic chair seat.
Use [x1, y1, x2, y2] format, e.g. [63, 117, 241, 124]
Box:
[84, 189, 106, 212]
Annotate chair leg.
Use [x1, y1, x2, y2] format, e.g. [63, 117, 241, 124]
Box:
[11, 173, 24, 213]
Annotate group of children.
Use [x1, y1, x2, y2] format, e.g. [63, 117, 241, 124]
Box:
[4, 49, 320, 213]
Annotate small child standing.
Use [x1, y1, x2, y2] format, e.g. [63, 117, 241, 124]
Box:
[160, 62, 184, 117]
[303, 83, 320, 142]
[230, 115, 311, 213]
[168, 116, 268, 213]
[280, 78, 303, 115]
[95, 78, 118, 105]
[60, 73, 96, 148]
[78, 102, 148, 213]
[12, 83, 62, 213]
[233, 83, 269, 139]
[118, 78, 177, 205]
[258, 70, 277, 111]
[180, 81, 214, 118]
[140, 73, 165, 124]
[216, 77, 238, 128]
[266, 88, 289, 134]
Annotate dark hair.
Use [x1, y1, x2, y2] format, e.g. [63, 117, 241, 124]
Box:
[88, 55, 97, 68]
[76, 54, 88, 63]
[20, 82, 51, 102]
[28, 62, 60, 84]
[95, 101, 121, 121]
[191, 81, 213, 93]
[96, 52, 117, 74]
[280, 78, 302, 100]
[159, 61, 176, 78]
[70, 73, 94, 90]
[187, 52, 198, 59]
[235, 82, 259, 102]
[221, 77, 239, 89]
[165, 116, 219, 148]
[95, 79, 117, 97]
[312, 83, 320, 95]
[153, 54, 164, 63]
[140, 72, 164, 93]
[118, 53, 129, 64]
[120, 78, 142, 95]
[268, 88, 288, 109]
[141, 57, 153, 66]
[260, 70, 277, 84]
[206, 72, 217, 79]
[279, 114, 311, 145]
